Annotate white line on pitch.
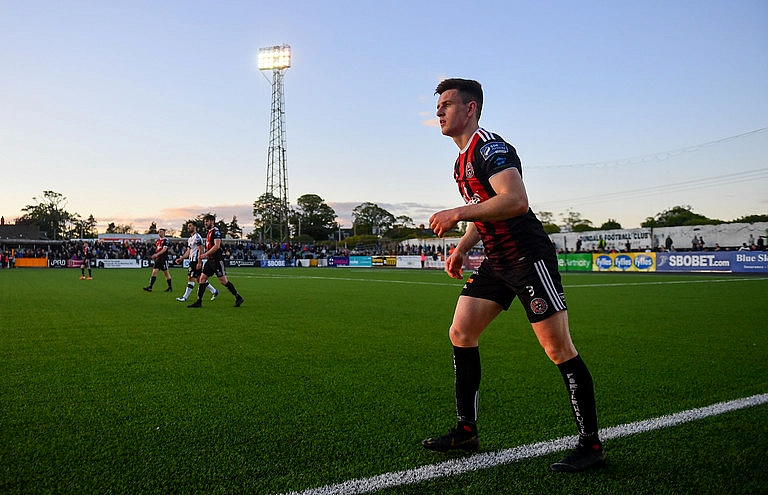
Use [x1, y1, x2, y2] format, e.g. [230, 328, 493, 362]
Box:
[280, 393, 768, 495]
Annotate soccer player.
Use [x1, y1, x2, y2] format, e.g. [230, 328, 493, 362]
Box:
[174, 221, 218, 302]
[79, 241, 93, 280]
[187, 214, 243, 308]
[142, 228, 173, 292]
[422, 78, 605, 472]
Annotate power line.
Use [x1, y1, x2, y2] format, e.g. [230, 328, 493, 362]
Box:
[534, 168, 768, 209]
[529, 127, 768, 170]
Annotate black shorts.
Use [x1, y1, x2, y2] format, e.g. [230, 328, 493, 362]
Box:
[154, 258, 169, 271]
[202, 259, 226, 278]
[188, 260, 203, 279]
[460, 256, 567, 323]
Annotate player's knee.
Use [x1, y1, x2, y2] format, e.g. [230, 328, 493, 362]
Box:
[543, 345, 577, 365]
[449, 325, 475, 347]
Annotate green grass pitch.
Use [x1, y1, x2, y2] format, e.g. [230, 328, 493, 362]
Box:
[1, 267, 767, 494]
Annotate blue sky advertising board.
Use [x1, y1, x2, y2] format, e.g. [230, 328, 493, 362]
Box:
[732, 251, 768, 273]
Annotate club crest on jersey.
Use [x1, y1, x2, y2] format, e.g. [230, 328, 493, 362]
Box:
[480, 141, 508, 159]
[530, 298, 548, 315]
[465, 162, 475, 178]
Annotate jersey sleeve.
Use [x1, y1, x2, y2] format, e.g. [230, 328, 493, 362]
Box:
[476, 138, 522, 179]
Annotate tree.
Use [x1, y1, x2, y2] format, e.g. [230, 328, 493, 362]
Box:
[105, 222, 136, 234]
[18, 190, 74, 240]
[228, 216, 243, 239]
[538, 210, 560, 234]
[732, 214, 768, 223]
[291, 194, 338, 241]
[642, 205, 721, 227]
[600, 219, 622, 230]
[351, 202, 395, 236]
[253, 192, 290, 241]
[146, 222, 158, 234]
[560, 209, 594, 232]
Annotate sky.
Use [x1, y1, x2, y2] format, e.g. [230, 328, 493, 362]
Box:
[2, 0, 767, 236]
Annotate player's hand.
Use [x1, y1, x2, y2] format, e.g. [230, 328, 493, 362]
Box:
[429, 208, 459, 238]
[444, 251, 465, 279]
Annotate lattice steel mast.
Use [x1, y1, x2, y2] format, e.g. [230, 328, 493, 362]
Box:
[258, 44, 291, 241]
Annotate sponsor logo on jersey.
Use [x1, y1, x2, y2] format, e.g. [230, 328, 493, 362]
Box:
[480, 141, 508, 159]
[530, 297, 548, 315]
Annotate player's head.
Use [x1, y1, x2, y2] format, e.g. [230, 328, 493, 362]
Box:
[158, 228, 166, 237]
[203, 214, 215, 228]
[435, 78, 483, 120]
[187, 221, 197, 233]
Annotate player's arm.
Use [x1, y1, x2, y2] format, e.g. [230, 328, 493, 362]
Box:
[199, 239, 221, 263]
[176, 247, 190, 264]
[429, 168, 529, 237]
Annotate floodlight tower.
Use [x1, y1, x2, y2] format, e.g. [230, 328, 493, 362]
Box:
[258, 44, 291, 241]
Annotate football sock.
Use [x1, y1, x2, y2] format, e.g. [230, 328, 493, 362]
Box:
[183, 283, 194, 299]
[207, 284, 217, 294]
[166, 279, 172, 290]
[197, 282, 209, 301]
[149, 276, 156, 288]
[81, 267, 85, 276]
[225, 281, 239, 296]
[453, 345, 481, 425]
[557, 354, 600, 444]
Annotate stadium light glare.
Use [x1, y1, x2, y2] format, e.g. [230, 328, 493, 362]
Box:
[258, 44, 291, 70]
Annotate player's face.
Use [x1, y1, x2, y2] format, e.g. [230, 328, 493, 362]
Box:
[436, 89, 474, 137]
[204, 219, 213, 230]
[187, 223, 196, 233]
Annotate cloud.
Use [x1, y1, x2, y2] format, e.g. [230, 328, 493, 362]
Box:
[422, 118, 439, 128]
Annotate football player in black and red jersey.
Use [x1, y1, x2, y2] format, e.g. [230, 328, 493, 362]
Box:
[422, 78, 604, 472]
[79, 241, 93, 280]
[142, 228, 173, 292]
[187, 214, 243, 308]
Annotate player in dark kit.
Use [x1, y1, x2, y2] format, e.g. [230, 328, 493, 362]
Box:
[79, 241, 93, 280]
[142, 228, 173, 292]
[187, 214, 243, 308]
[422, 78, 605, 473]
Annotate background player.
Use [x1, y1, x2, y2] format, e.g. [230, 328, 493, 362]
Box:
[142, 228, 172, 292]
[187, 214, 243, 308]
[79, 241, 93, 280]
[175, 221, 218, 302]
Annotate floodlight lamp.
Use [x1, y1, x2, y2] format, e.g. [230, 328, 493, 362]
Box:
[258, 44, 291, 70]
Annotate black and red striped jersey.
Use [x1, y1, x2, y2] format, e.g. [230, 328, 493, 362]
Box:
[205, 227, 224, 261]
[154, 237, 169, 260]
[454, 128, 553, 266]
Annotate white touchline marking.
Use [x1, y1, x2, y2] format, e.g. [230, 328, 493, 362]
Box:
[281, 393, 768, 495]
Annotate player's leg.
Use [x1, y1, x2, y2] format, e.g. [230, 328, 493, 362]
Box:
[162, 269, 172, 292]
[532, 311, 604, 472]
[143, 268, 159, 291]
[217, 264, 243, 307]
[422, 296, 502, 453]
[188, 269, 210, 307]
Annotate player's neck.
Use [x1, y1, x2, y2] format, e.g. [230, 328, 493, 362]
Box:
[453, 124, 480, 151]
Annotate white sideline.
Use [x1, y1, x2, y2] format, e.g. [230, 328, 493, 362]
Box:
[281, 393, 768, 495]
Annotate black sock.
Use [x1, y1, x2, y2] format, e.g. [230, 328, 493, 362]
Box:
[197, 282, 209, 301]
[453, 345, 481, 427]
[557, 354, 600, 446]
[149, 276, 156, 288]
[225, 281, 239, 296]
[167, 278, 172, 290]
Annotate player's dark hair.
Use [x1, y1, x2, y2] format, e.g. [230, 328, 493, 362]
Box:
[203, 214, 216, 222]
[435, 78, 483, 119]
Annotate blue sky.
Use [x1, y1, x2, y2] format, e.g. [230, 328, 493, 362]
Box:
[2, 0, 767, 235]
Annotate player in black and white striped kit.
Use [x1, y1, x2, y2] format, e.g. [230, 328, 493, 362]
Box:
[175, 221, 219, 302]
[422, 78, 605, 473]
